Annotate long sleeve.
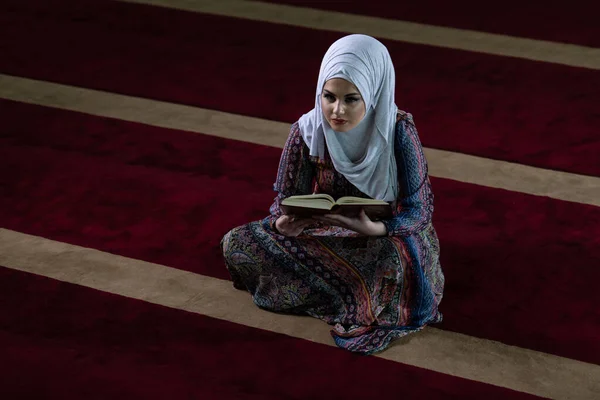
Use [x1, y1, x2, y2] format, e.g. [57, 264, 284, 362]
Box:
[381, 112, 434, 237]
[266, 122, 315, 225]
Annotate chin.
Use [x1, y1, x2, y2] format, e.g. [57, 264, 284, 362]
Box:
[334, 126, 352, 133]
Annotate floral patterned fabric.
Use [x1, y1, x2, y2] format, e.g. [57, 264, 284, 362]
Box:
[221, 111, 444, 354]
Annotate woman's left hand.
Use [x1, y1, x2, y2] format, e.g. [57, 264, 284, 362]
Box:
[314, 209, 387, 236]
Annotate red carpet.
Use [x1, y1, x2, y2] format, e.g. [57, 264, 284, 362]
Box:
[267, 0, 600, 46]
[1, 101, 599, 364]
[1, 0, 599, 396]
[0, 267, 543, 400]
[1, 0, 599, 176]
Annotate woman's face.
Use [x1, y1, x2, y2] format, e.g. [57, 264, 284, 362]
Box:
[320, 78, 366, 132]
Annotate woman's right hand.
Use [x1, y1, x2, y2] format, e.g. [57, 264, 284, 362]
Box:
[275, 215, 315, 237]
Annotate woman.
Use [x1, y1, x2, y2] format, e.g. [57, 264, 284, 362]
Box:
[221, 34, 444, 355]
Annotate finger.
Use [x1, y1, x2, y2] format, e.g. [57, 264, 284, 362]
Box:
[285, 215, 308, 225]
[358, 208, 371, 222]
[292, 218, 310, 226]
[287, 217, 305, 226]
[324, 214, 353, 224]
[316, 218, 346, 228]
[298, 219, 317, 228]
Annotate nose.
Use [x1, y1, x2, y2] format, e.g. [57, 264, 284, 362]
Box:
[333, 100, 345, 115]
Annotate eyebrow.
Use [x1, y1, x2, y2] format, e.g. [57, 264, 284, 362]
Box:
[323, 89, 361, 97]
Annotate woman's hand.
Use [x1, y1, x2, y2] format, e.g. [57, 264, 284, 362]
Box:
[315, 209, 387, 236]
[275, 215, 316, 237]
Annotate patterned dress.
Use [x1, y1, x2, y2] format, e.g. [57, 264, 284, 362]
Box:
[221, 111, 444, 355]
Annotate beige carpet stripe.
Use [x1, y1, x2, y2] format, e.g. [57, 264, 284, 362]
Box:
[2, 74, 599, 207]
[116, 0, 600, 70]
[1, 228, 599, 399]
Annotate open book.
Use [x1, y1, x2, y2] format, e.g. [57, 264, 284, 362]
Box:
[281, 194, 393, 219]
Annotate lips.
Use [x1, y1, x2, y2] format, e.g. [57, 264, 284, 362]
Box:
[331, 118, 347, 125]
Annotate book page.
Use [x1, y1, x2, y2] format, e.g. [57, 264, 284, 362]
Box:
[336, 196, 389, 205]
[283, 193, 335, 202]
[281, 194, 335, 210]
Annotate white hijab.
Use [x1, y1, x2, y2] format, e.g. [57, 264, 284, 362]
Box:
[298, 34, 398, 202]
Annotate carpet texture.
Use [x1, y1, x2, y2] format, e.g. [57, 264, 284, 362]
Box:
[1, 0, 599, 175]
[1, 100, 599, 364]
[266, 0, 600, 46]
[0, 0, 599, 397]
[0, 266, 543, 400]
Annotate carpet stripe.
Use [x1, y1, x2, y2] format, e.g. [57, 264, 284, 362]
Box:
[0, 268, 546, 400]
[265, 0, 600, 47]
[117, 0, 600, 70]
[2, 1, 600, 176]
[1, 75, 598, 207]
[2, 0, 596, 396]
[1, 101, 599, 364]
[1, 228, 597, 400]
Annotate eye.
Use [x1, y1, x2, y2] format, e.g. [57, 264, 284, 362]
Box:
[323, 93, 335, 101]
[345, 97, 360, 103]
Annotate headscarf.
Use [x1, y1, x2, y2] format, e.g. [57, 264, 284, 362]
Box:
[298, 34, 398, 201]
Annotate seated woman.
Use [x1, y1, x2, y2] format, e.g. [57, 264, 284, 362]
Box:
[221, 34, 444, 355]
